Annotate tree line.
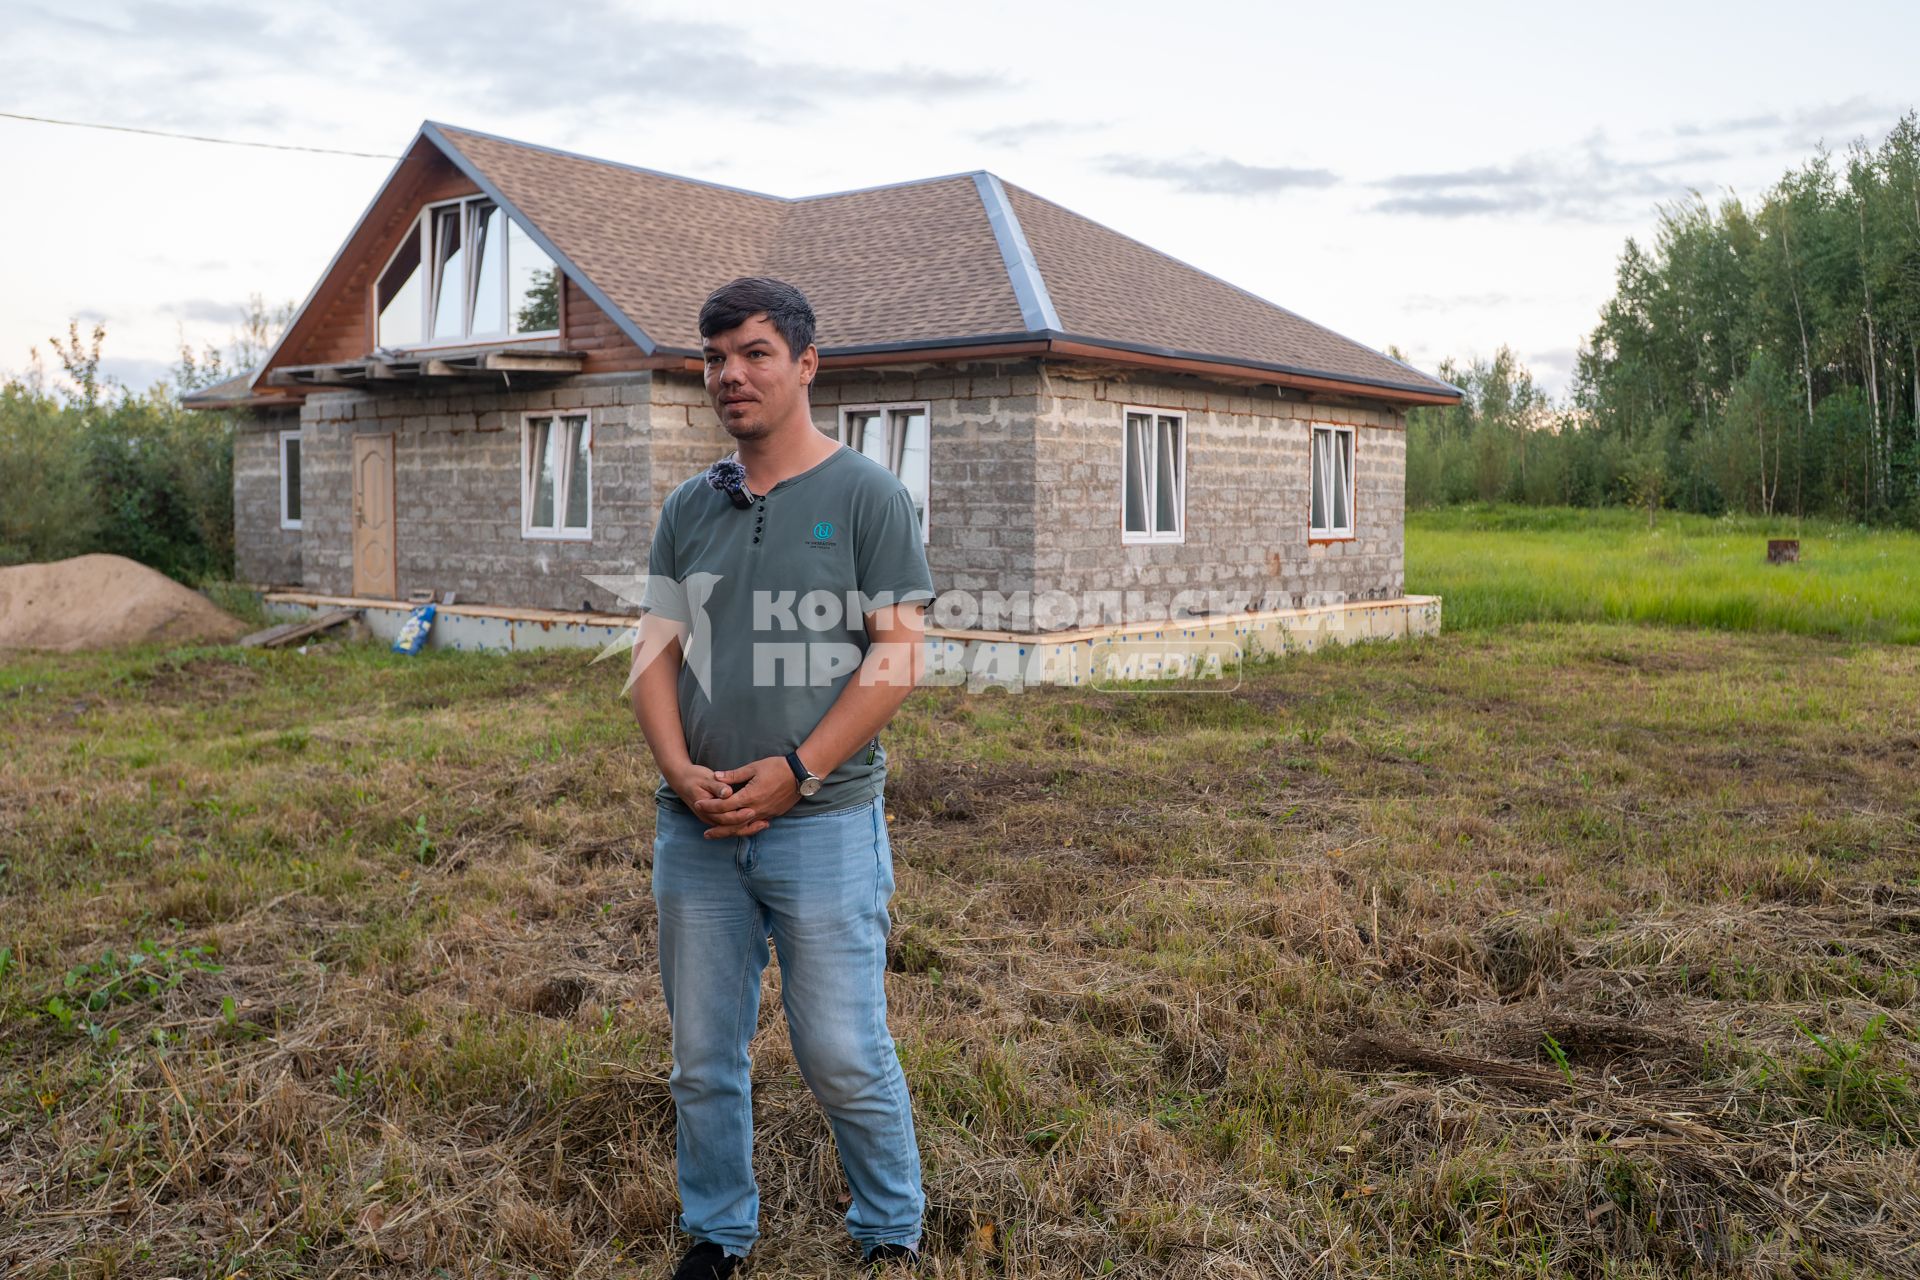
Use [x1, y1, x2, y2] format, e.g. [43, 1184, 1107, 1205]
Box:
[0, 300, 286, 582]
[1407, 113, 1920, 529]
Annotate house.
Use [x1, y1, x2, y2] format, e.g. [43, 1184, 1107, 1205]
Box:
[187, 121, 1460, 679]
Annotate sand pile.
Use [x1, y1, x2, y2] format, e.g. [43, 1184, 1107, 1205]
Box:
[0, 554, 249, 652]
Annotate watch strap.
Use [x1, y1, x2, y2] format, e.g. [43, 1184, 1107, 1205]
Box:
[784, 750, 815, 786]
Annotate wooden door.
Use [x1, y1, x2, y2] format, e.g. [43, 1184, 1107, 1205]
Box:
[351, 434, 397, 599]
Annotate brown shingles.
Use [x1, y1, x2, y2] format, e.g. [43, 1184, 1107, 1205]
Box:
[767, 178, 1027, 346]
[1006, 183, 1453, 394]
[382, 125, 1453, 397]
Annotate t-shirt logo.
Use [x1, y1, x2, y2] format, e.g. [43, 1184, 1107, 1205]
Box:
[812, 521, 834, 540]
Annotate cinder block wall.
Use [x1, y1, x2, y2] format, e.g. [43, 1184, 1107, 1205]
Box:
[245, 359, 1406, 621]
[233, 414, 304, 587]
[806, 360, 1042, 600]
[649, 372, 737, 517]
[294, 374, 660, 612]
[1034, 371, 1407, 614]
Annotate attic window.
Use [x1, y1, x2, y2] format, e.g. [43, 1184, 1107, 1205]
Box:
[375, 197, 559, 349]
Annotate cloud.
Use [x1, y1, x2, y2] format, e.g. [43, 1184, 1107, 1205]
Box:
[1369, 134, 1715, 221]
[972, 120, 1101, 147]
[98, 354, 175, 390]
[166, 298, 250, 325]
[1099, 153, 1339, 196]
[1676, 112, 1783, 138]
[1374, 191, 1548, 217]
[1378, 164, 1541, 192]
[1526, 346, 1577, 374]
[360, 4, 1007, 116]
[1676, 96, 1902, 146]
[3, 3, 300, 133]
[1401, 291, 1521, 313]
[3, 1, 1008, 134]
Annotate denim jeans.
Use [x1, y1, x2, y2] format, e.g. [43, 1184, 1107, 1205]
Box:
[651, 795, 924, 1257]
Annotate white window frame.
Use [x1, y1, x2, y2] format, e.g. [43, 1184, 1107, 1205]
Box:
[837, 402, 932, 543]
[1120, 406, 1186, 544]
[1309, 423, 1356, 540]
[373, 195, 561, 352]
[520, 412, 593, 541]
[278, 429, 303, 531]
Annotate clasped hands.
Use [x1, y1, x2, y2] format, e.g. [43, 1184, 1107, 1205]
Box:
[667, 756, 804, 839]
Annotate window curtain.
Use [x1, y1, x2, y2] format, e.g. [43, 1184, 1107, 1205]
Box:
[527, 416, 590, 533]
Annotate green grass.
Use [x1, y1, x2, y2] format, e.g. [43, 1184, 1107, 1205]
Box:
[3, 624, 1918, 1276]
[1408, 504, 1920, 642]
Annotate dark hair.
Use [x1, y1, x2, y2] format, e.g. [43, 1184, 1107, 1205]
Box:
[698, 277, 816, 357]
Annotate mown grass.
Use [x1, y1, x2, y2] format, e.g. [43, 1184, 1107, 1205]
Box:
[1408, 504, 1920, 642]
[2, 625, 1918, 1278]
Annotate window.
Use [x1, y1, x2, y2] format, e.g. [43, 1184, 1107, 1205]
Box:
[1310, 424, 1355, 539]
[1122, 408, 1184, 542]
[522, 414, 591, 539]
[376, 197, 559, 349]
[839, 403, 930, 541]
[279, 430, 303, 530]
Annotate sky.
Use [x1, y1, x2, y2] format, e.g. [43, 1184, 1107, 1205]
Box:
[1, 0, 1915, 400]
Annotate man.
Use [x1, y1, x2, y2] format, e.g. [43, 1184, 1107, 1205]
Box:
[629, 277, 933, 1279]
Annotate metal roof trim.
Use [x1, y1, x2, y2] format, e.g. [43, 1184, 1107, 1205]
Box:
[973, 172, 1062, 335]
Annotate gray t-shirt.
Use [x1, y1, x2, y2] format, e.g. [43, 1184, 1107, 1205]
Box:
[641, 446, 935, 815]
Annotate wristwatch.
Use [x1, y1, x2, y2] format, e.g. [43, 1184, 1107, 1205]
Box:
[785, 751, 823, 797]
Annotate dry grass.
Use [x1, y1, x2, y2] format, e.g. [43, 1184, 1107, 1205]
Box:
[2, 622, 1917, 1277]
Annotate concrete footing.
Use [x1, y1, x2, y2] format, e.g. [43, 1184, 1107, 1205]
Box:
[260, 591, 1442, 684]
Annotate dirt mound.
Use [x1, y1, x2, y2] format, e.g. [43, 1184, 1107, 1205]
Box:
[0, 554, 248, 652]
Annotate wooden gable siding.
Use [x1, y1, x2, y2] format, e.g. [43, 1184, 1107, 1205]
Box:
[564, 277, 650, 373]
[268, 144, 482, 371]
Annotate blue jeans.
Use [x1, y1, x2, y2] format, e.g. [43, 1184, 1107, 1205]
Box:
[651, 796, 924, 1257]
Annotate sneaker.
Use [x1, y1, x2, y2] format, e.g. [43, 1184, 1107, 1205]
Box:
[671, 1240, 741, 1280]
[862, 1243, 921, 1273]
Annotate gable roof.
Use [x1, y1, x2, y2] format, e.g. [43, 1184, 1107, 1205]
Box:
[258, 121, 1459, 404]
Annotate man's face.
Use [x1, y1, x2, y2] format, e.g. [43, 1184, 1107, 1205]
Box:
[701, 313, 817, 442]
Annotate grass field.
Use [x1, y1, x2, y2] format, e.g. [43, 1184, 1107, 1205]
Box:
[1408, 505, 1920, 643]
[3, 618, 1917, 1278]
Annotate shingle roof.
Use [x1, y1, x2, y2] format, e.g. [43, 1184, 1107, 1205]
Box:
[1003, 183, 1448, 395]
[307, 122, 1459, 401]
[181, 368, 290, 409]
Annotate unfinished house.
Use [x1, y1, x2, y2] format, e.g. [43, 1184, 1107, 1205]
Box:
[188, 121, 1460, 679]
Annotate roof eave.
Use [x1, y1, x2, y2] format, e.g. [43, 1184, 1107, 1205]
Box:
[788, 332, 1460, 404]
[1044, 334, 1462, 403]
[181, 391, 304, 412]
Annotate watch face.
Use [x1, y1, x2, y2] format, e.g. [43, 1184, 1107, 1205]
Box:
[798, 776, 823, 797]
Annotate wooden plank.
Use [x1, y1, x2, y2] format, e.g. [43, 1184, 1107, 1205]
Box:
[482, 352, 587, 373]
[236, 620, 310, 648]
[239, 608, 360, 649]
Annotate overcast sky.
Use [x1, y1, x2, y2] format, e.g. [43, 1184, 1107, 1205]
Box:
[2, 0, 1914, 398]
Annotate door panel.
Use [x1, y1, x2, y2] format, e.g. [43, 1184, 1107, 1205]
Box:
[351, 434, 397, 599]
